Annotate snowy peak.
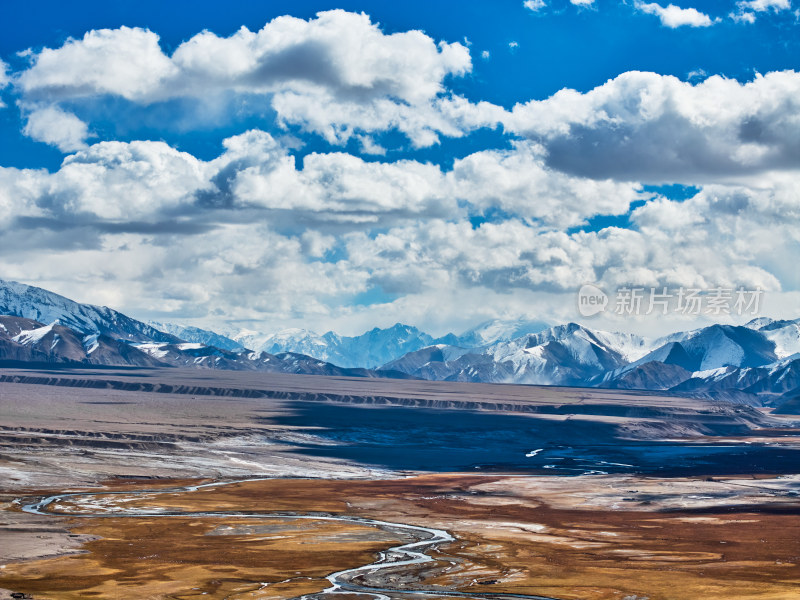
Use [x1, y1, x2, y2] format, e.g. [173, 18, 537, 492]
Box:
[387, 322, 641, 386]
[455, 318, 549, 347]
[745, 317, 776, 330]
[344, 323, 435, 368]
[382, 320, 799, 403]
[0, 279, 180, 344]
[150, 321, 244, 352]
[233, 328, 332, 360]
[0, 313, 409, 378]
[232, 322, 436, 369]
[1, 277, 798, 403]
[741, 317, 800, 360]
[649, 324, 777, 371]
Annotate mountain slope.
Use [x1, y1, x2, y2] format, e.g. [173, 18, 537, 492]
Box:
[650, 324, 777, 371]
[131, 341, 415, 378]
[234, 328, 332, 361]
[0, 280, 180, 344]
[754, 318, 800, 359]
[384, 321, 800, 406]
[0, 315, 167, 367]
[668, 358, 800, 407]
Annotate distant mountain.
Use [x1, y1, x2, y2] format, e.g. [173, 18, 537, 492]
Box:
[0, 279, 180, 344]
[0, 280, 410, 379]
[669, 358, 800, 409]
[454, 318, 549, 347]
[647, 324, 777, 371]
[601, 361, 693, 391]
[0, 314, 412, 378]
[385, 323, 642, 385]
[231, 319, 557, 369]
[131, 341, 413, 378]
[598, 322, 799, 404]
[598, 324, 779, 388]
[149, 321, 244, 352]
[2, 277, 799, 405]
[383, 321, 800, 406]
[234, 328, 332, 361]
[233, 323, 441, 369]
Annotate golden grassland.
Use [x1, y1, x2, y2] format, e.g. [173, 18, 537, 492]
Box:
[0, 514, 401, 600]
[2, 474, 800, 600]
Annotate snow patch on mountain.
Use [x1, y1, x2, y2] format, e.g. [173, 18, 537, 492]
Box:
[133, 342, 170, 359]
[13, 323, 55, 346]
[762, 321, 800, 359]
[83, 334, 100, 354]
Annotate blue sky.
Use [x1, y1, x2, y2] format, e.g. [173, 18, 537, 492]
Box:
[3, 0, 798, 169]
[0, 0, 798, 336]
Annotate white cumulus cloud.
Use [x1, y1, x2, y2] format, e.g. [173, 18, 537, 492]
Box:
[505, 70, 800, 183]
[22, 106, 90, 152]
[523, 0, 547, 11]
[731, 0, 792, 22]
[1, 140, 797, 333]
[15, 11, 479, 149]
[737, 0, 791, 11]
[634, 2, 716, 27]
[18, 27, 176, 102]
[448, 142, 642, 228]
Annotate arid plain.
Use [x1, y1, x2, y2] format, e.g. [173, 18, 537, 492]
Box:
[1, 368, 799, 600]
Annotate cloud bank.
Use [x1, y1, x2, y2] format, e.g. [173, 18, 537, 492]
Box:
[0, 9, 798, 334]
[15, 11, 480, 148]
[506, 70, 800, 183]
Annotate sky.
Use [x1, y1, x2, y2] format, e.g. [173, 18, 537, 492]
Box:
[0, 0, 799, 337]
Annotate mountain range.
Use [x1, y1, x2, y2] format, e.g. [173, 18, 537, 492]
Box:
[0, 280, 410, 379]
[382, 320, 800, 410]
[0, 278, 798, 412]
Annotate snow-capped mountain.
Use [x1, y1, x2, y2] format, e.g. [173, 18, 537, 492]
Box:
[234, 328, 332, 361]
[129, 340, 412, 377]
[599, 324, 780, 387]
[647, 324, 777, 371]
[149, 321, 244, 352]
[454, 318, 550, 347]
[233, 323, 441, 369]
[383, 321, 800, 408]
[1, 277, 798, 406]
[230, 320, 557, 369]
[385, 323, 647, 385]
[0, 279, 410, 379]
[0, 315, 166, 367]
[754, 318, 800, 359]
[670, 357, 800, 411]
[0, 314, 411, 378]
[0, 279, 180, 344]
